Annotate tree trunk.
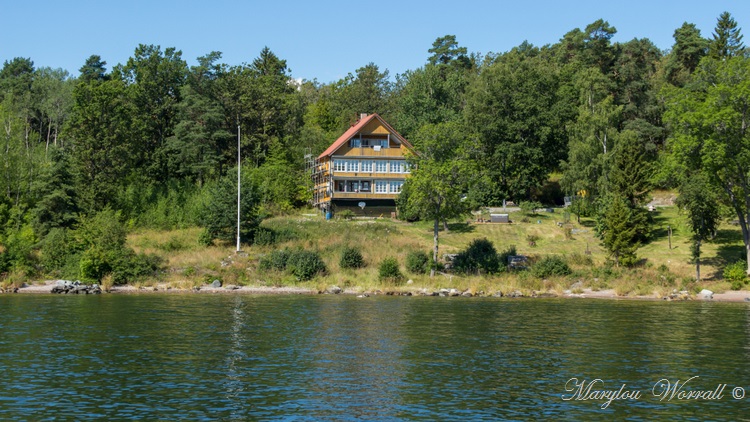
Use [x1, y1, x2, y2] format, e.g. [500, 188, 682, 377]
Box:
[695, 239, 701, 282]
[431, 216, 439, 277]
[443, 218, 449, 232]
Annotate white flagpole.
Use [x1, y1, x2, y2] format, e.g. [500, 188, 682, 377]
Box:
[236, 124, 241, 253]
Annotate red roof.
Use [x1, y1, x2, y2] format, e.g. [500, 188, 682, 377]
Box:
[318, 113, 414, 159]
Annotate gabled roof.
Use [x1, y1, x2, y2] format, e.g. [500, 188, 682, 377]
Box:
[318, 113, 414, 159]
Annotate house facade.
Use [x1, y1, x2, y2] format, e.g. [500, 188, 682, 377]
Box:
[310, 113, 415, 215]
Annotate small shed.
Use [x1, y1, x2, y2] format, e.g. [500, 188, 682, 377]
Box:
[490, 214, 510, 223]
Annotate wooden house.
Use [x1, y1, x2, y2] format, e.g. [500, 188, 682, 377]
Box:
[308, 113, 415, 216]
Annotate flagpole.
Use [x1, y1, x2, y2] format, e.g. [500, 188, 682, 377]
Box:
[236, 124, 241, 253]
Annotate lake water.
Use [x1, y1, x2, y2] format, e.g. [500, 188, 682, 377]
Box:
[1, 294, 748, 420]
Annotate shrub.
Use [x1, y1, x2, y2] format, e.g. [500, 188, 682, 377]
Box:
[453, 238, 501, 274]
[253, 227, 276, 246]
[724, 261, 747, 290]
[111, 251, 162, 285]
[258, 249, 291, 271]
[520, 201, 543, 215]
[379, 257, 403, 282]
[406, 250, 430, 274]
[40, 228, 72, 273]
[197, 228, 213, 246]
[339, 247, 365, 269]
[287, 250, 327, 281]
[79, 247, 112, 283]
[337, 209, 356, 220]
[532, 256, 572, 278]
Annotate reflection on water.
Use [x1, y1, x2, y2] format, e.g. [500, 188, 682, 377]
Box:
[0, 295, 748, 420]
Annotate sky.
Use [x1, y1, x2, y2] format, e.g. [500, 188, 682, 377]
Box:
[1, 0, 748, 83]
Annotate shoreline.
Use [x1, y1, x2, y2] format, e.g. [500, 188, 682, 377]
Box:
[8, 281, 750, 303]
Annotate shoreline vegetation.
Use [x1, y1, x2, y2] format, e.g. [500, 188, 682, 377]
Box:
[6, 193, 750, 303]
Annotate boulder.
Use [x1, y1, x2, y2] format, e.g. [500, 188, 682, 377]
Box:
[211, 279, 222, 288]
[461, 291, 473, 297]
[328, 286, 342, 294]
[449, 289, 460, 297]
[699, 289, 713, 300]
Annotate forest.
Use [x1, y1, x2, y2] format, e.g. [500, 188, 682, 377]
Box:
[2, 12, 750, 286]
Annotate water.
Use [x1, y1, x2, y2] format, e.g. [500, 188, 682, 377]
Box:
[1, 295, 749, 420]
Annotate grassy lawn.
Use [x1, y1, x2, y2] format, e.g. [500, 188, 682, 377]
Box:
[126, 204, 746, 296]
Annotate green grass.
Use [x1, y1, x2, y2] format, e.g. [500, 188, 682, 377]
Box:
[121, 205, 746, 296]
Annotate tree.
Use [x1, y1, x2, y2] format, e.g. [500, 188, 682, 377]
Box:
[114, 44, 188, 181]
[666, 56, 750, 274]
[465, 56, 567, 204]
[709, 12, 745, 59]
[676, 173, 720, 281]
[605, 130, 653, 242]
[78, 55, 109, 83]
[600, 194, 638, 266]
[166, 52, 231, 185]
[398, 121, 472, 276]
[198, 168, 260, 244]
[428, 35, 470, 67]
[561, 68, 621, 198]
[666, 22, 708, 86]
[30, 147, 79, 237]
[67, 78, 136, 212]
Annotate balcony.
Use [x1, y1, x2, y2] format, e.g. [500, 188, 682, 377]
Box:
[333, 192, 399, 200]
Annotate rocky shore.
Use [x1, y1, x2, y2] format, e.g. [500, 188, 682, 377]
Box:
[5, 280, 750, 303]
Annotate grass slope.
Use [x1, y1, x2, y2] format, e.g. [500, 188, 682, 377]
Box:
[126, 205, 746, 297]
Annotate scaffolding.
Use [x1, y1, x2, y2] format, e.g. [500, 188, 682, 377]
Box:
[305, 148, 330, 211]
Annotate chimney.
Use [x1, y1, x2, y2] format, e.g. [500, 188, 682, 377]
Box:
[360, 113, 368, 120]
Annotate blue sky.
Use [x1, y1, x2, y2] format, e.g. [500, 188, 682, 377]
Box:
[1, 1, 748, 83]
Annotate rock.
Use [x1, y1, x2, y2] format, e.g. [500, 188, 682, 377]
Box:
[507, 290, 523, 298]
[328, 286, 342, 294]
[745, 297, 750, 302]
[699, 289, 713, 300]
[439, 288, 450, 297]
[570, 281, 583, 290]
[407, 279, 414, 285]
[462, 291, 473, 297]
[449, 289, 460, 297]
[211, 280, 222, 288]
[493, 291, 504, 297]
[224, 285, 240, 290]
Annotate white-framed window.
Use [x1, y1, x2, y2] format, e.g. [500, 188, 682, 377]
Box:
[361, 160, 373, 172]
[389, 181, 404, 193]
[375, 160, 388, 173]
[350, 138, 361, 148]
[389, 160, 404, 173]
[333, 159, 346, 172]
[346, 160, 358, 172]
[375, 180, 388, 193]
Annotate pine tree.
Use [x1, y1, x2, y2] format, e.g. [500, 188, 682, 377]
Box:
[601, 195, 638, 266]
[709, 12, 745, 59]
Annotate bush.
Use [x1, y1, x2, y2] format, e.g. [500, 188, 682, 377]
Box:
[453, 238, 501, 275]
[111, 251, 162, 285]
[197, 228, 213, 246]
[253, 227, 276, 246]
[337, 209, 356, 220]
[406, 250, 430, 274]
[79, 246, 162, 285]
[520, 201, 543, 215]
[258, 249, 291, 271]
[532, 256, 572, 278]
[287, 250, 327, 281]
[379, 257, 403, 282]
[339, 247, 365, 269]
[724, 261, 747, 290]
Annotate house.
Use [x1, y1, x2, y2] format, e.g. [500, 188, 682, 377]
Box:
[308, 113, 415, 216]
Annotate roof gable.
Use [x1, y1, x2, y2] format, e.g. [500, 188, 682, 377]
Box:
[318, 113, 413, 159]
